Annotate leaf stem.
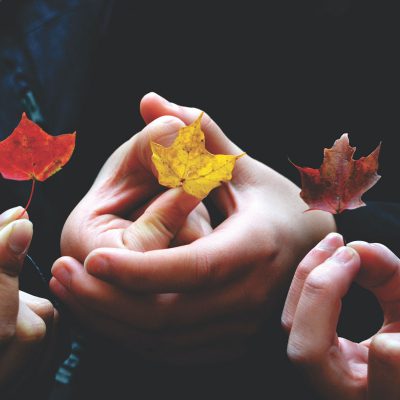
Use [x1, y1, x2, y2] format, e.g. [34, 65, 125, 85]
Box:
[17, 179, 36, 219]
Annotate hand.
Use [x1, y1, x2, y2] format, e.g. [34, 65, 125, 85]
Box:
[51, 92, 336, 364]
[282, 233, 400, 400]
[0, 207, 60, 394]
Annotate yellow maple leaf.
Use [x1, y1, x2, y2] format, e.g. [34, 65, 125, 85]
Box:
[150, 113, 244, 199]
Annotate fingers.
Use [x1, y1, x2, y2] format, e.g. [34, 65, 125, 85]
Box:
[122, 188, 201, 251]
[98, 115, 187, 184]
[287, 246, 360, 365]
[282, 232, 344, 333]
[0, 217, 33, 341]
[0, 206, 28, 229]
[0, 212, 32, 275]
[51, 255, 263, 330]
[83, 211, 267, 292]
[347, 241, 400, 305]
[140, 92, 246, 168]
[0, 302, 46, 386]
[50, 267, 255, 364]
[368, 333, 400, 400]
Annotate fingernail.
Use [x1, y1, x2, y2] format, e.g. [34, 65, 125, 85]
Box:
[7, 219, 33, 255]
[316, 232, 343, 251]
[52, 265, 71, 288]
[332, 246, 356, 263]
[0, 207, 24, 227]
[85, 255, 108, 276]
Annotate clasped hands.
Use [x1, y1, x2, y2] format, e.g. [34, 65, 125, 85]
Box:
[50, 92, 335, 364]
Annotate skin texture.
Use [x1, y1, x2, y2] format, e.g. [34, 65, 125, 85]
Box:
[51, 92, 336, 364]
[282, 233, 400, 399]
[0, 207, 61, 393]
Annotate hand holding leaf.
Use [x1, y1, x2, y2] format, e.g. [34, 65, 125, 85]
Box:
[151, 113, 244, 199]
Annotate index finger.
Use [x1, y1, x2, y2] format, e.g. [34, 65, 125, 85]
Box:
[282, 232, 343, 333]
[84, 213, 269, 292]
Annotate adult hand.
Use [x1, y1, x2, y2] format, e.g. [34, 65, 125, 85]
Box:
[0, 207, 60, 394]
[52, 93, 336, 364]
[282, 232, 400, 400]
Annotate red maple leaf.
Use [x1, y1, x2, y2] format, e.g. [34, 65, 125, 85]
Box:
[0, 113, 76, 215]
[292, 134, 381, 214]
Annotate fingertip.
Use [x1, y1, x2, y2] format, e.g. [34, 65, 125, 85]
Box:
[0, 219, 33, 276]
[140, 92, 181, 124]
[49, 277, 69, 299]
[315, 232, 344, 251]
[7, 219, 33, 256]
[51, 257, 84, 291]
[84, 250, 108, 277]
[0, 206, 28, 228]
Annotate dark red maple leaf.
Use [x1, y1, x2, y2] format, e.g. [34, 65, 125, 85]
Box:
[0, 113, 76, 215]
[292, 134, 381, 214]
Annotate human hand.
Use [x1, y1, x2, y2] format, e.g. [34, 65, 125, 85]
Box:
[282, 232, 400, 400]
[0, 207, 60, 394]
[51, 93, 335, 363]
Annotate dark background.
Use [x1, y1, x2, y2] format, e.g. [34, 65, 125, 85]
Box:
[2, 0, 399, 239]
[77, 0, 399, 206]
[0, 1, 398, 397]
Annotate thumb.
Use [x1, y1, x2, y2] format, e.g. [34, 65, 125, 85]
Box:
[140, 92, 244, 158]
[368, 333, 400, 400]
[0, 210, 33, 339]
[91, 115, 187, 191]
[122, 188, 201, 251]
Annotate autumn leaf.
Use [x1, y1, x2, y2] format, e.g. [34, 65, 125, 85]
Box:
[151, 113, 244, 199]
[292, 133, 381, 214]
[0, 112, 76, 214]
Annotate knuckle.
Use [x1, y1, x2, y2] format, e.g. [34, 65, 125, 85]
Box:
[147, 214, 175, 241]
[192, 249, 213, 286]
[295, 246, 336, 281]
[295, 262, 314, 283]
[287, 341, 322, 367]
[303, 270, 333, 297]
[122, 227, 142, 250]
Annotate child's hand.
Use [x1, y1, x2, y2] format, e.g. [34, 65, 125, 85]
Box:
[282, 233, 400, 400]
[0, 208, 60, 394]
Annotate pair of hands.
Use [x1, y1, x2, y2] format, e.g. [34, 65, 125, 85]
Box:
[283, 233, 400, 399]
[0, 207, 60, 394]
[50, 92, 336, 363]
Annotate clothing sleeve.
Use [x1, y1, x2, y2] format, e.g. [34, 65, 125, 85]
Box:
[335, 201, 400, 256]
